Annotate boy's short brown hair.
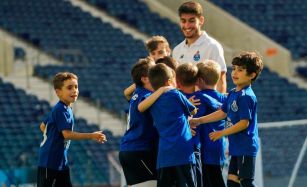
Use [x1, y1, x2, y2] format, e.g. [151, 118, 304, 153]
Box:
[131, 57, 155, 87]
[176, 63, 198, 87]
[178, 1, 203, 17]
[145, 36, 170, 53]
[197, 60, 221, 86]
[155, 56, 178, 70]
[232, 52, 264, 82]
[53, 72, 78, 90]
[149, 63, 175, 91]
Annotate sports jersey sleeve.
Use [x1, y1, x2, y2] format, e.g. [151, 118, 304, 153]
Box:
[54, 109, 73, 132]
[221, 93, 230, 113]
[208, 44, 227, 72]
[237, 95, 254, 120]
[178, 91, 196, 116]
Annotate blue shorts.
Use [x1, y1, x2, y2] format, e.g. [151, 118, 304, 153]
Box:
[119, 150, 157, 185]
[37, 167, 72, 187]
[228, 156, 256, 179]
[157, 164, 196, 187]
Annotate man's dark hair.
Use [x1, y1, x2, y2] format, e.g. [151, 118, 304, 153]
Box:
[178, 1, 203, 17]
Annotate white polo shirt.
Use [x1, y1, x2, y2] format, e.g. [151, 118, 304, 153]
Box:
[173, 31, 227, 72]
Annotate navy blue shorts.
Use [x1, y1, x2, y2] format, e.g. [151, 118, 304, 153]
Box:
[119, 150, 157, 185]
[157, 164, 196, 187]
[37, 167, 72, 187]
[228, 156, 256, 179]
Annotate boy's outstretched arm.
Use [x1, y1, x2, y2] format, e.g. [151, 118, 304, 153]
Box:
[124, 84, 136, 101]
[138, 86, 173, 112]
[209, 119, 249, 141]
[39, 122, 46, 133]
[189, 109, 226, 127]
[62, 130, 107, 143]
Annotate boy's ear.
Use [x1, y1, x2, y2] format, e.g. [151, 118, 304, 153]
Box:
[249, 72, 257, 80]
[196, 77, 203, 86]
[55, 89, 61, 96]
[141, 76, 149, 84]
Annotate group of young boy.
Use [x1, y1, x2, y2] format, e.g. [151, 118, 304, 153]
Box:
[37, 1, 264, 187]
[119, 32, 264, 187]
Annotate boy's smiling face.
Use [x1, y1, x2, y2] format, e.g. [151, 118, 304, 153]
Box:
[231, 65, 255, 90]
[56, 78, 79, 106]
[149, 43, 170, 61]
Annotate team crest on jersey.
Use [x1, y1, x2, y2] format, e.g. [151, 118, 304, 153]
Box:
[131, 94, 138, 100]
[231, 100, 238, 112]
[193, 51, 200, 61]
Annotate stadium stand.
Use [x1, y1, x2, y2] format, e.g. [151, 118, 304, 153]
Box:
[86, 0, 184, 48]
[1, 0, 307, 186]
[209, 0, 307, 59]
[259, 125, 307, 177]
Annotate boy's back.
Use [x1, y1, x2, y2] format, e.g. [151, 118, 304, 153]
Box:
[120, 86, 158, 151]
[199, 89, 227, 165]
[149, 89, 195, 168]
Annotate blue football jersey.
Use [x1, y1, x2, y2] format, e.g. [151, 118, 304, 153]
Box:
[120, 86, 158, 151]
[38, 101, 74, 170]
[149, 89, 196, 169]
[222, 86, 259, 156]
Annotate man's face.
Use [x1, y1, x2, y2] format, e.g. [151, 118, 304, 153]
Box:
[180, 13, 204, 39]
[149, 43, 170, 61]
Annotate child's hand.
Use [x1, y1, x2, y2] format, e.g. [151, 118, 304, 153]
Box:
[190, 127, 196, 136]
[209, 130, 224, 141]
[189, 118, 200, 128]
[188, 95, 200, 106]
[92, 131, 107, 143]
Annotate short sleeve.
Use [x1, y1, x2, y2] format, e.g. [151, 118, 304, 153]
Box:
[237, 95, 253, 120]
[208, 44, 227, 72]
[177, 91, 196, 116]
[54, 109, 73, 132]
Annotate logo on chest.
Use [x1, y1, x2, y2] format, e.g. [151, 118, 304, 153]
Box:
[231, 100, 238, 112]
[193, 51, 201, 61]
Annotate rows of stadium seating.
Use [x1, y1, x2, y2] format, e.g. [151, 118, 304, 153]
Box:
[1, 0, 307, 184]
[259, 125, 307, 177]
[296, 67, 307, 79]
[86, 0, 184, 49]
[2, 0, 307, 122]
[0, 77, 121, 185]
[209, 0, 307, 59]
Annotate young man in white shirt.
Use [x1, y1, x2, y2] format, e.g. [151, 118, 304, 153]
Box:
[173, 1, 227, 93]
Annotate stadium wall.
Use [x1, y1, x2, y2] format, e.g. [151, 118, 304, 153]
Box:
[143, 0, 292, 77]
[0, 30, 13, 76]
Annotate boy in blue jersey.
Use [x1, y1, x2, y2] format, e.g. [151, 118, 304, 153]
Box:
[119, 58, 170, 186]
[190, 52, 264, 187]
[37, 72, 107, 187]
[139, 63, 197, 187]
[196, 60, 227, 187]
[175, 63, 202, 187]
[176, 62, 226, 187]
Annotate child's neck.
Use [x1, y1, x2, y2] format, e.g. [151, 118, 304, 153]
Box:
[144, 84, 154, 92]
[180, 86, 195, 94]
[199, 84, 216, 91]
[236, 83, 251, 91]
